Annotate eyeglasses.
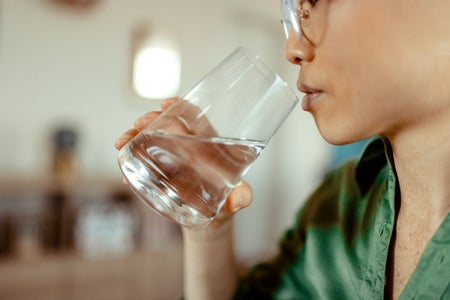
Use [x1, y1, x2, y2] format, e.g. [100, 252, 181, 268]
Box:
[281, 0, 314, 40]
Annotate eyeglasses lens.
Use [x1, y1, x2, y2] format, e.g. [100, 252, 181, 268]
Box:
[281, 0, 301, 40]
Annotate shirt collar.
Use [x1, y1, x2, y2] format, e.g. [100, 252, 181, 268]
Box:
[355, 136, 396, 196]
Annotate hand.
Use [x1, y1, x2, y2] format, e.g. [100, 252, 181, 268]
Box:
[114, 98, 253, 227]
[114, 97, 178, 151]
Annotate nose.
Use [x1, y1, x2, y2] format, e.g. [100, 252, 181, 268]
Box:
[284, 31, 314, 65]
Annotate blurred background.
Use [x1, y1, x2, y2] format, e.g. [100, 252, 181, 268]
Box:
[0, 0, 367, 299]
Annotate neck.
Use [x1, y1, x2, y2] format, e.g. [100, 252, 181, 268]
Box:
[386, 109, 450, 223]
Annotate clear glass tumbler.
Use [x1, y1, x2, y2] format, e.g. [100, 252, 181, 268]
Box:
[118, 47, 298, 228]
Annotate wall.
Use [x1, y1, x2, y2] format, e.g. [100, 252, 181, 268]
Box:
[0, 0, 331, 262]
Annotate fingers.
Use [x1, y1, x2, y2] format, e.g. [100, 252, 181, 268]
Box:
[134, 111, 161, 131]
[116, 98, 179, 185]
[161, 97, 179, 110]
[224, 181, 253, 213]
[114, 128, 139, 150]
[115, 98, 178, 150]
[133, 98, 179, 131]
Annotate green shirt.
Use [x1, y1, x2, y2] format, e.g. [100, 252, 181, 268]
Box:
[235, 136, 450, 299]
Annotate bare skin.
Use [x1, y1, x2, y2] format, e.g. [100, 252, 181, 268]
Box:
[384, 117, 450, 299]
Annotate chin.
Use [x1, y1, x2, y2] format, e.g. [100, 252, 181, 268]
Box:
[316, 123, 371, 146]
[311, 109, 381, 145]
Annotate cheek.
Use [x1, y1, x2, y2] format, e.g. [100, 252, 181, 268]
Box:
[312, 57, 407, 144]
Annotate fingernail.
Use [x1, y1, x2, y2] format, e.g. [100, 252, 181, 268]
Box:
[114, 138, 125, 149]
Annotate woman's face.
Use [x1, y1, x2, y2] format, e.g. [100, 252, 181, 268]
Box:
[285, 0, 450, 145]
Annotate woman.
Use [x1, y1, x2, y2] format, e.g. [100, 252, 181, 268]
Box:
[115, 0, 450, 298]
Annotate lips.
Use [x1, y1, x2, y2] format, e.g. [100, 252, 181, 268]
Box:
[297, 82, 324, 111]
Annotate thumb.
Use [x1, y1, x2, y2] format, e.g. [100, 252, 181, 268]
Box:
[224, 181, 253, 213]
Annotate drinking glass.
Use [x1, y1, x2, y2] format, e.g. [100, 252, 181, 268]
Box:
[118, 47, 298, 228]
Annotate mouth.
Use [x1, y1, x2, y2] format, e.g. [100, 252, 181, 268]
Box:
[297, 82, 324, 111]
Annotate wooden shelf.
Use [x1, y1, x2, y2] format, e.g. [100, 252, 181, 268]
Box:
[0, 247, 183, 300]
[0, 175, 184, 300]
